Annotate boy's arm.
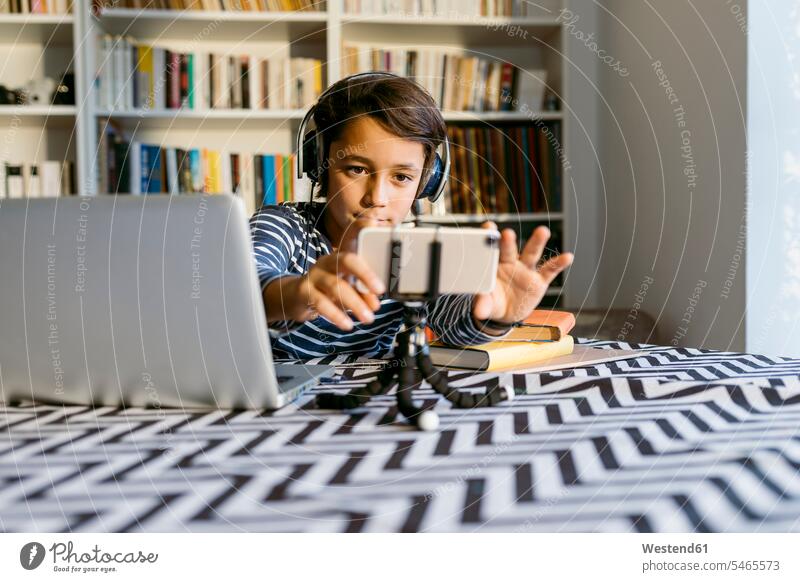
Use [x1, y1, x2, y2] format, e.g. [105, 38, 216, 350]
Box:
[426, 294, 512, 346]
[249, 206, 306, 336]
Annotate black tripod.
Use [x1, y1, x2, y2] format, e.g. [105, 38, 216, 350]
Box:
[315, 228, 513, 430]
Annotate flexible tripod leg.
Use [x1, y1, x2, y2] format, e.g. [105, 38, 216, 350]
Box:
[315, 303, 511, 428]
[416, 348, 514, 408]
[315, 360, 398, 410]
[395, 353, 439, 431]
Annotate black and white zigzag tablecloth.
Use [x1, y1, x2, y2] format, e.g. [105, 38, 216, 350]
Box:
[2, 339, 800, 533]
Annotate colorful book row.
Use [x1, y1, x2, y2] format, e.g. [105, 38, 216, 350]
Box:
[94, 0, 320, 11]
[343, 44, 550, 113]
[97, 122, 307, 215]
[96, 36, 323, 111]
[344, 0, 537, 18]
[0, 0, 72, 13]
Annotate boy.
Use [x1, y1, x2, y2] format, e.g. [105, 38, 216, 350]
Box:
[250, 73, 573, 359]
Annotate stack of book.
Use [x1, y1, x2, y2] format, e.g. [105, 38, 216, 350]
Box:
[0, 161, 75, 198]
[344, 0, 538, 17]
[429, 121, 562, 215]
[95, 36, 324, 111]
[97, 122, 308, 214]
[0, 0, 72, 13]
[428, 309, 576, 371]
[342, 44, 548, 112]
[95, 0, 322, 11]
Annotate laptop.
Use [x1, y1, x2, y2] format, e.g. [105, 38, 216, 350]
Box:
[0, 194, 333, 409]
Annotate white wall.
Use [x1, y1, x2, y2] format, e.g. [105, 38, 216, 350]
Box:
[563, 0, 602, 310]
[591, 0, 748, 351]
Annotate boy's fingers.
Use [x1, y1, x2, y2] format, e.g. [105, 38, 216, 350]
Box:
[361, 291, 381, 312]
[498, 228, 518, 263]
[538, 253, 574, 285]
[310, 291, 353, 331]
[330, 278, 376, 325]
[479, 222, 515, 264]
[520, 225, 550, 269]
[337, 252, 385, 294]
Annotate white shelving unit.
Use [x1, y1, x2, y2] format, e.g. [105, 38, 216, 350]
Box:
[0, 10, 81, 185]
[5, 0, 571, 304]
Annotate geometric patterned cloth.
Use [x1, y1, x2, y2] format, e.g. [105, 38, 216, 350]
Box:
[2, 338, 800, 533]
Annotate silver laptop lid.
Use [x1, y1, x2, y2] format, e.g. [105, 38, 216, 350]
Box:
[0, 195, 284, 409]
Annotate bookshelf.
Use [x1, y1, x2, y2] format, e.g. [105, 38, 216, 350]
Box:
[5, 0, 572, 306]
[0, 6, 80, 196]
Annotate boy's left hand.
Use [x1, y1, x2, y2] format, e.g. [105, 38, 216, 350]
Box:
[472, 222, 574, 325]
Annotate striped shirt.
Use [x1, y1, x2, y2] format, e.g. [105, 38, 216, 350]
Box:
[249, 202, 507, 359]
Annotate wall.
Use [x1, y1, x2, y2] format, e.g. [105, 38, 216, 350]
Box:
[591, 0, 748, 351]
[563, 0, 602, 310]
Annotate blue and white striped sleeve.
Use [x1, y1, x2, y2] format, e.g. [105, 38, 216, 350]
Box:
[249, 205, 302, 290]
[249, 205, 305, 335]
[426, 294, 512, 346]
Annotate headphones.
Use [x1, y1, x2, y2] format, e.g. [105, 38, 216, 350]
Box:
[296, 71, 451, 203]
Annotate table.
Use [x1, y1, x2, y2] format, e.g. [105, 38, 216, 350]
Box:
[2, 339, 800, 532]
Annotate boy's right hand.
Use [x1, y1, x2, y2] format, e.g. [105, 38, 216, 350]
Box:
[267, 218, 386, 331]
[291, 251, 385, 330]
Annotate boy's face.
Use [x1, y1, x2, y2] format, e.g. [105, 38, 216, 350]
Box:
[323, 116, 426, 247]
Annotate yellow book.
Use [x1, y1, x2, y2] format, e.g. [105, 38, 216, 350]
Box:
[313, 59, 323, 99]
[208, 150, 222, 193]
[137, 45, 154, 108]
[201, 149, 210, 193]
[429, 335, 575, 372]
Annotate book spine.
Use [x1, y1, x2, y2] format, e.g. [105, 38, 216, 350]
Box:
[129, 141, 141, 195]
[153, 47, 166, 110]
[125, 38, 134, 110]
[521, 125, 532, 212]
[282, 155, 291, 201]
[186, 53, 194, 109]
[166, 147, 178, 194]
[274, 155, 284, 202]
[262, 154, 274, 205]
[113, 36, 124, 110]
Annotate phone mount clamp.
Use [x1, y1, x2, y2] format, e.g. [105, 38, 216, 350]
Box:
[315, 227, 514, 431]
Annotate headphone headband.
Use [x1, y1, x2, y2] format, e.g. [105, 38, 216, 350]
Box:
[296, 71, 450, 203]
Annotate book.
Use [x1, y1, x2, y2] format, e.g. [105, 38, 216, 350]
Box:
[98, 36, 322, 110]
[344, 0, 538, 17]
[96, 121, 300, 204]
[108, 0, 320, 11]
[508, 309, 576, 342]
[429, 335, 575, 372]
[342, 43, 545, 114]
[417, 121, 563, 217]
[503, 346, 644, 376]
[514, 68, 548, 112]
[3, 0, 72, 13]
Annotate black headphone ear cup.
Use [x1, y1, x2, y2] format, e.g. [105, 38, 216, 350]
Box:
[418, 153, 444, 201]
[302, 128, 321, 184]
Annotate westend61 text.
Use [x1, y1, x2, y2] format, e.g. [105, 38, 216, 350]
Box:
[642, 543, 708, 554]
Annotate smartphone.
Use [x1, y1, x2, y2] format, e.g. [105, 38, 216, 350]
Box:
[356, 226, 500, 297]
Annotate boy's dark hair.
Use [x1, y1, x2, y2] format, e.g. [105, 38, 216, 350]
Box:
[311, 74, 447, 200]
